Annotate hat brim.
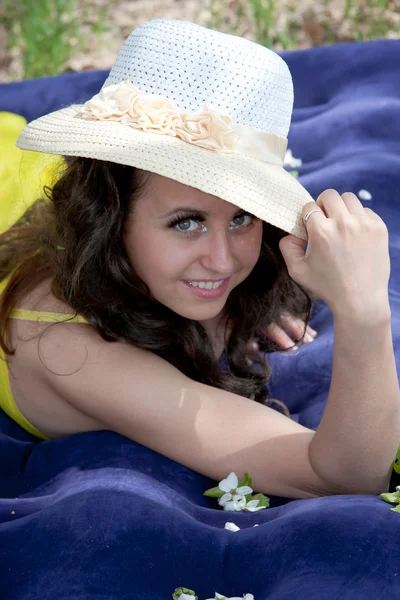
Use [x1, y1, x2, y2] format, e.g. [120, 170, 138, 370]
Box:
[16, 105, 313, 240]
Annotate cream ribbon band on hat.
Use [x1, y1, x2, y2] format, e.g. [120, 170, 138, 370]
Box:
[79, 80, 288, 167]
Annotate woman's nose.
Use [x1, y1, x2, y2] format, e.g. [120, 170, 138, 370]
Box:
[200, 228, 235, 275]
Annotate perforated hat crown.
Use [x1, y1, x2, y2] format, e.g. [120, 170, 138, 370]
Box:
[17, 18, 314, 239]
[104, 18, 293, 136]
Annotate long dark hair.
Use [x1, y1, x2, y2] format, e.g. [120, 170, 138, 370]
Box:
[0, 158, 313, 413]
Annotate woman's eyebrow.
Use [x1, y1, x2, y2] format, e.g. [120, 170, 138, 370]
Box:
[159, 207, 244, 219]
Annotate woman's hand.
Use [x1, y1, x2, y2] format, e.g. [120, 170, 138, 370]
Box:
[247, 313, 317, 352]
[278, 189, 390, 323]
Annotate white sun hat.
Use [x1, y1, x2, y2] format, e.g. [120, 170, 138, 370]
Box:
[16, 18, 314, 240]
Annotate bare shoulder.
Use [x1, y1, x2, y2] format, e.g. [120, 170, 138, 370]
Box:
[6, 278, 107, 437]
[15, 276, 76, 314]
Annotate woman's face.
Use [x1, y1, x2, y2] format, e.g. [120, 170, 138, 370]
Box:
[124, 172, 263, 325]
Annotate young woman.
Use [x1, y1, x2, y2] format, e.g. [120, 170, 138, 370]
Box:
[1, 18, 398, 500]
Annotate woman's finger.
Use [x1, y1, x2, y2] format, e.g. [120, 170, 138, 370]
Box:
[306, 324, 318, 339]
[253, 314, 318, 351]
[279, 314, 306, 340]
[341, 192, 367, 216]
[315, 189, 349, 219]
[280, 314, 317, 343]
[264, 323, 298, 350]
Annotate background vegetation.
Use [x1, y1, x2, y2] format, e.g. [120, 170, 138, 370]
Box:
[1, 0, 399, 81]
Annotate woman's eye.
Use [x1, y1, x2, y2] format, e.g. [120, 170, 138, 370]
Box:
[231, 213, 252, 227]
[175, 219, 200, 232]
[170, 212, 254, 234]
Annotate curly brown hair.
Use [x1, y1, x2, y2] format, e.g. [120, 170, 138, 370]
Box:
[0, 157, 313, 415]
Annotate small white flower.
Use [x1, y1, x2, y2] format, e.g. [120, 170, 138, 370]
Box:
[284, 148, 302, 168]
[178, 595, 196, 600]
[243, 499, 265, 512]
[358, 189, 372, 201]
[224, 522, 241, 531]
[218, 472, 253, 504]
[221, 495, 247, 511]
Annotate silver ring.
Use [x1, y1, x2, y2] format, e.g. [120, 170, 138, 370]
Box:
[303, 209, 323, 225]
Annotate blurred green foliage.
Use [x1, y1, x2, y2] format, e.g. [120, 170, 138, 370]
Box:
[2, 0, 110, 80]
[2, 0, 398, 80]
[210, 0, 399, 50]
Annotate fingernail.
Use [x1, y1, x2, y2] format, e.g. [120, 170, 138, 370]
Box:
[304, 333, 315, 343]
[288, 344, 299, 351]
[308, 327, 318, 337]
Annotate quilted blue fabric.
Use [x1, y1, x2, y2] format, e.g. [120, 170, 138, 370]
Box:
[1, 38, 400, 599]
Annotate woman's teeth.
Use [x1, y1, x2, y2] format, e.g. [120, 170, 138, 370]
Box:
[187, 280, 224, 290]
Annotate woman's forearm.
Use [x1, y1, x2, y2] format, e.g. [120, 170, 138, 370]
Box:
[309, 305, 400, 494]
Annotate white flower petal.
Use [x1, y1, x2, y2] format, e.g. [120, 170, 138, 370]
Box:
[284, 148, 302, 168]
[223, 501, 242, 512]
[218, 493, 233, 506]
[233, 496, 247, 509]
[284, 149, 293, 164]
[223, 496, 247, 511]
[244, 499, 266, 511]
[358, 189, 372, 201]
[219, 472, 238, 493]
[211, 595, 255, 600]
[236, 485, 253, 496]
[224, 522, 241, 531]
[246, 499, 260, 508]
[178, 595, 197, 600]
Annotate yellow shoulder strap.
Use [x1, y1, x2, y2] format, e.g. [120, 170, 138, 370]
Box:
[9, 308, 89, 324]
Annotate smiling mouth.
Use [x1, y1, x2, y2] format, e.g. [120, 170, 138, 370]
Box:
[185, 279, 227, 290]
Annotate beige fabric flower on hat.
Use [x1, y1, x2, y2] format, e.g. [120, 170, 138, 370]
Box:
[80, 81, 238, 152]
[175, 106, 238, 151]
[131, 95, 180, 133]
[82, 81, 142, 120]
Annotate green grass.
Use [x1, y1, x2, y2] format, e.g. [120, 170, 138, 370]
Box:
[2, 0, 399, 80]
[209, 0, 399, 49]
[2, 0, 110, 80]
[247, 0, 299, 50]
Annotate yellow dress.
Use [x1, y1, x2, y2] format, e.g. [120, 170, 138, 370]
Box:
[0, 111, 86, 439]
[0, 276, 88, 440]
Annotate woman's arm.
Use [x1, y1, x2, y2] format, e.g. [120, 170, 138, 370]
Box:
[30, 323, 329, 499]
[278, 190, 400, 496]
[19, 310, 394, 500]
[309, 305, 399, 494]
